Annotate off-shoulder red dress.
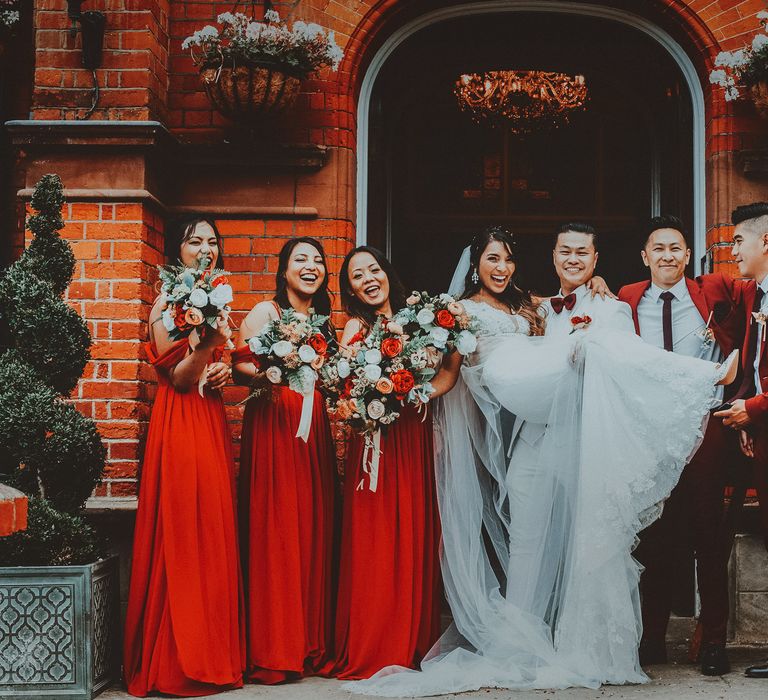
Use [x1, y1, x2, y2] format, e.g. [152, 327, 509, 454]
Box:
[123, 339, 245, 697]
[324, 330, 442, 680]
[233, 338, 337, 684]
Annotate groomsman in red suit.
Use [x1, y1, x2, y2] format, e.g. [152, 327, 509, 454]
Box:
[619, 215, 746, 676]
[714, 202, 768, 680]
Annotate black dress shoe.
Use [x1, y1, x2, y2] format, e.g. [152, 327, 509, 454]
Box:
[701, 643, 730, 676]
[639, 639, 667, 666]
[745, 660, 768, 678]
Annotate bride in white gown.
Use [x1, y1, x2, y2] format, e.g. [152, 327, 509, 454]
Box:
[346, 228, 738, 696]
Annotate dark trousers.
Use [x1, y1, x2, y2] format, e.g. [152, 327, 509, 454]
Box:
[635, 418, 732, 646]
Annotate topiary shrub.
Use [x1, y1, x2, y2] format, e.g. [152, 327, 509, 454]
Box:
[0, 174, 106, 566]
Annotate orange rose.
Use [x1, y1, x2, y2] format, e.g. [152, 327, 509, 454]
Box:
[390, 369, 415, 396]
[436, 309, 456, 329]
[381, 337, 403, 358]
[308, 333, 328, 355]
[376, 377, 394, 394]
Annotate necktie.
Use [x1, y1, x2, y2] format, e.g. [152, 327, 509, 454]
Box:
[660, 291, 674, 352]
[738, 287, 765, 397]
[551, 293, 577, 314]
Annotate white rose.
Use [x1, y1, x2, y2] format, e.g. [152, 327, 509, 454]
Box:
[364, 364, 382, 381]
[439, 293, 454, 303]
[337, 359, 351, 379]
[365, 348, 382, 365]
[298, 344, 317, 363]
[208, 284, 233, 307]
[386, 322, 404, 336]
[265, 366, 283, 384]
[248, 336, 265, 354]
[456, 330, 478, 355]
[416, 308, 435, 325]
[189, 288, 208, 307]
[430, 327, 450, 347]
[161, 309, 175, 332]
[271, 340, 294, 358]
[367, 399, 386, 420]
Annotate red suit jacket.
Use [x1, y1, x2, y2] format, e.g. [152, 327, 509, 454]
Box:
[618, 275, 748, 402]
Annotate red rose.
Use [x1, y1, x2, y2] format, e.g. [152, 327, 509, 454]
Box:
[212, 275, 228, 287]
[390, 369, 415, 396]
[436, 309, 456, 329]
[308, 333, 328, 355]
[173, 304, 190, 330]
[381, 337, 403, 358]
[341, 377, 355, 398]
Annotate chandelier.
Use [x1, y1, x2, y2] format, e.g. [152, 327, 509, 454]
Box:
[454, 70, 587, 132]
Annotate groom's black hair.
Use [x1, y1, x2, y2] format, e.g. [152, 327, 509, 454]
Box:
[732, 202, 768, 226]
[644, 215, 688, 247]
[554, 222, 598, 250]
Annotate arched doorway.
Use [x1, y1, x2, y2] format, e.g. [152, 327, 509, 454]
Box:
[357, 2, 705, 295]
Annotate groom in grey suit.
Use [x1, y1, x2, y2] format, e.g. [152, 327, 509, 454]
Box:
[505, 222, 634, 602]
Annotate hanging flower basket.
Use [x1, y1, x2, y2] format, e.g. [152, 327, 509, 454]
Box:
[199, 62, 302, 121]
[750, 80, 768, 120]
[183, 9, 343, 124]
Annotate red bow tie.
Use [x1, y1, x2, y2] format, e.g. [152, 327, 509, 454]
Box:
[551, 293, 577, 314]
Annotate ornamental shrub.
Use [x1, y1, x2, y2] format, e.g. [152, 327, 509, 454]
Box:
[0, 174, 105, 566]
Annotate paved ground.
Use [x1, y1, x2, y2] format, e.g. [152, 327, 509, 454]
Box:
[102, 646, 768, 699]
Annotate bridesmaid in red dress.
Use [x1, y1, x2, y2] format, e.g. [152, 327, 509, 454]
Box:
[232, 237, 337, 684]
[325, 246, 442, 680]
[123, 217, 244, 697]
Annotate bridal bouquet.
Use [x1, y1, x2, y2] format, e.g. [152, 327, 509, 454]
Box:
[246, 308, 331, 441]
[395, 291, 478, 355]
[158, 256, 234, 342]
[322, 316, 436, 491]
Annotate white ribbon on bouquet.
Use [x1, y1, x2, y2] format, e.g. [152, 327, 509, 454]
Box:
[295, 374, 316, 443]
[357, 429, 382, 492]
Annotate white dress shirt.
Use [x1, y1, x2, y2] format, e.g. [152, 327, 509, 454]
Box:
[753, 275, 768, 394]
[543, 283, 635, 337]
[637, 277, 723, 402]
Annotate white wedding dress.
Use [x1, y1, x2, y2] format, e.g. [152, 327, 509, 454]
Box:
[346, 298, 731, 697]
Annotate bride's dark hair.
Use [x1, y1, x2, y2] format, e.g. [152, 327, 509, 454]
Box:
[462, 226, 545, 336]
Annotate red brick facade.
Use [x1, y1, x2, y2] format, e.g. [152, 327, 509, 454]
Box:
[7, 0, 768, 501]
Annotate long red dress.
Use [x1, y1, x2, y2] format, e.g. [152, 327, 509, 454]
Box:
[234, 345, 337, 684]
[327, 403, 442, 680]
[123, 339, 245, 697]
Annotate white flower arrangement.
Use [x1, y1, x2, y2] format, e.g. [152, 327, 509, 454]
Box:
[181, 9, 343, 79]
[709, 12, 768, 101]
[0, 0, 19, 28]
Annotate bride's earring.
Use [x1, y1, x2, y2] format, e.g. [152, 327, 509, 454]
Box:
[471, 268, 479, 285]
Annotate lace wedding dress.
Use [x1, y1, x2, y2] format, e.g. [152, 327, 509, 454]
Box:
[346, 298, 732, 696]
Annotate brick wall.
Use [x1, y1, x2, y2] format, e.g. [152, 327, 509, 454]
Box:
[32, 201, 165, 498]
[33, 0, 170, 121]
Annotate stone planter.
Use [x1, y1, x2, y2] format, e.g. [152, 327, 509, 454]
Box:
[0, 555, 120, 699]
[750, 81, 768, 120]
[728, 533, 768, 644]
[199, 63, 302, 122]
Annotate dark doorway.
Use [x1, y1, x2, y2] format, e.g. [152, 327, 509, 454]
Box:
[366, 12, 694, 296]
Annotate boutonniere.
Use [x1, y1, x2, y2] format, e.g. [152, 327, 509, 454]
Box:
[753, 311, 768, 342]
[694, 311, 715, 347]
[569, 315, 592, 334]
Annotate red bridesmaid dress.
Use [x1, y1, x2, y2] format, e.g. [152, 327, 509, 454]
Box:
[327, 402, 442, 680]
[233, 334, 337, 684]
[123, 339, 245, 697]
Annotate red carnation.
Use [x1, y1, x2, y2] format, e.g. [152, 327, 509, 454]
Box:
[308, 333, 328, 355]
[390, 369, 415, 396]
[341, 377, 355, 398]
[436, 309, 456, 329]
[381, 337, 403, 358]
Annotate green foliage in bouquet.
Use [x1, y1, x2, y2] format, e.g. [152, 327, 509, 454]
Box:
[0, 174, 106, 566]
